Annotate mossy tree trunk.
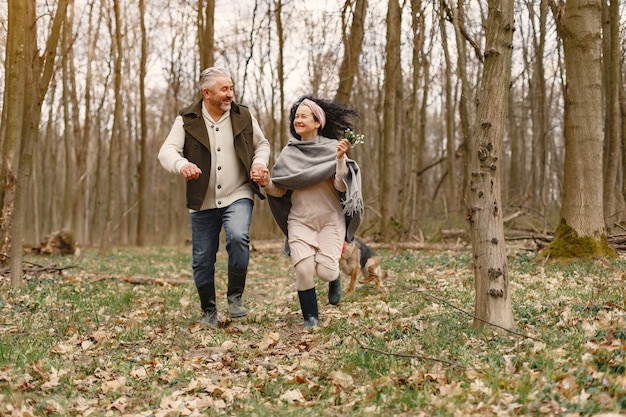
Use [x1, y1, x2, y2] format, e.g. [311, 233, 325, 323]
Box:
[465, 0, 515, 331]
[544, 0, 616, 260]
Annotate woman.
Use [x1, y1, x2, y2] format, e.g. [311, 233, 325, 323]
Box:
[252, 96, 363, 328]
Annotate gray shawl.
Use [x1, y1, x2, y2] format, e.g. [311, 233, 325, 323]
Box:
[267, 136, 363, 243]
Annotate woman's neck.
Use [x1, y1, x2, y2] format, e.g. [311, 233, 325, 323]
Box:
[300, 132, 318, 141]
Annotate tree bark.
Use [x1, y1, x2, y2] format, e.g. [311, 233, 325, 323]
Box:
[99, 0, 123, 255]
[602, 0, 623, 225]
[335, 0, 368, 105]
[3, 0, 69, 286]
[2, 0, 31, 279]
[544, 0, 616, 259]
[439, 0, 458, 217]
[137, 0, 148, 246]
[380, 0, 402, 240]
[465, 0, 515, 331]
[198, 0, 215, 70]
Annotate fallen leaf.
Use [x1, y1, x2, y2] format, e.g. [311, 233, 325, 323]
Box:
[280, 388, 305, 405]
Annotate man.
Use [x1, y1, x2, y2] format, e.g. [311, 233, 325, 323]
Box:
[158, 67, 271, 328]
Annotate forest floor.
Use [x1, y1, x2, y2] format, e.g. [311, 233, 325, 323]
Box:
[1, 242, 626, 416]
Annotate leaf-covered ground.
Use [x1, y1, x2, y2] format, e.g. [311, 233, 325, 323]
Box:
[1, 244, 625, 416]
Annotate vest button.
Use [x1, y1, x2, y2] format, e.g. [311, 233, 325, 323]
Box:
[215, 127, 219, 132]
[217, 166, 222, 170]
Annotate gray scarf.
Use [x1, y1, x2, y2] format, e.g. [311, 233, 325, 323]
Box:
[268, 136, 363, 243]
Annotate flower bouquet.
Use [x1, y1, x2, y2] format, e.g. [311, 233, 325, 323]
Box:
[344, 128, 365, 147]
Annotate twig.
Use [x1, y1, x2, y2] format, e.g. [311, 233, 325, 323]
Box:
[0, 265, 76, 277]
[402, 284, 542, 342]
[348, 333, 471, 372]
[92, 274, 190, 286]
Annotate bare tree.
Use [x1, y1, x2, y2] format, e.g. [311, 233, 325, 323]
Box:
[465, 0, 515, 331]
[602, 0, 623, 225]
[335, 0, 368, 104]
[137, 0, 148, 246]
[1, 0, 69, 286]
[380, 0, 402, 240]
[99, 0, 124, 254]
[545, 0, 616, 259]
[439, 0, 458, 217]
[198, 0, 215, 69]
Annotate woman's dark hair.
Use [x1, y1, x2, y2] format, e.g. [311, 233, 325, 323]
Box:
[289, 95, 361, 140]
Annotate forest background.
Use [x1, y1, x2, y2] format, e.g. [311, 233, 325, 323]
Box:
[0, 0, 625, 253]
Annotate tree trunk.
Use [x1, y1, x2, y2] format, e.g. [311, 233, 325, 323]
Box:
[453, 0, 473, 211]
[274, 0, 287, 149]
[465, 0, 515, 331]
[380, 0, 401, 240]
[407, 0, 424, 238]
[335, 0, 368, 105]
[198, 0, 215, 70]
[2, 0, 31, 279]
[99, 0, 123, 255]
[602, 0, 623, 225]
[544, 0, 616, 259]
[137, 0, 148, 246]
[528, 1, 549, 220]
[3, 0, 69, 286]
[439, 0, 457, 217]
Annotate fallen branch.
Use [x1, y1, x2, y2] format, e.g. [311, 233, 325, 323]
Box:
[92, 274, 190, 286]
[0, 264, 77, 277]
[402, 284, 542, 342]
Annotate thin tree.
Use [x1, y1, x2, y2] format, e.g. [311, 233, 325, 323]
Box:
[137, 0, 149, 246]
[99, 0, 124, 254]
[406, 0, 425, 238]
[439, 0, 458, 217]
[544, 0, 616, 259]
[380, 0, 401, 240]
[274, 0, 287, 148]
[602, 0, 623, 225]
[465, 0, 515, 331]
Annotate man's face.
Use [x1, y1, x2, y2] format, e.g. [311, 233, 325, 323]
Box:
[203, 76, 233, 115]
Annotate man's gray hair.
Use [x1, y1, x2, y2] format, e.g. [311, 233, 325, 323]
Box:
[199, 67, 231, 91]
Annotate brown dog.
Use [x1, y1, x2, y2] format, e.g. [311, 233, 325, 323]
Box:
[339, 239, 387, 296]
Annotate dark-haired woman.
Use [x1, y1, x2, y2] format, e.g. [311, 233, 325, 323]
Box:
[251, 96, 363, 329]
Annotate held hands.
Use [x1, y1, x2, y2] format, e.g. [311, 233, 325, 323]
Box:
[337, 138, 350, 160]
[250, 164, 270, 187]
[180, 163, 202, 180]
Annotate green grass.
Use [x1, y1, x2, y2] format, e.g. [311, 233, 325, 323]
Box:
[1, 245, 626, 416]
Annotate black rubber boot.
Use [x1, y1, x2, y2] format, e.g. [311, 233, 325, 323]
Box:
[328, 275, 342, 305]
[227, 266, 248, 318]
[298, 288, 319, 329]
[197, 284, 217, 328]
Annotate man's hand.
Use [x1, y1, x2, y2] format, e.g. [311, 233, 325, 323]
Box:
[250, 164, 270, 187]
[180, 163, 202, 180]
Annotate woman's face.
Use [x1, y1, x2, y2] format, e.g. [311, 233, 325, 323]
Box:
[293, 104, 320, 140]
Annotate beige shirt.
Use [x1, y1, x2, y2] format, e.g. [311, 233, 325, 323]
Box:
[265, 157, 348, 265]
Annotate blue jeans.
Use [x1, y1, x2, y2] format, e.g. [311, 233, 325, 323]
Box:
[189, 198, 253, 288]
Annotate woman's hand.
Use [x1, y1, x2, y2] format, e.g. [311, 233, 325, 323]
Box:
[337, 138, 350, 160]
